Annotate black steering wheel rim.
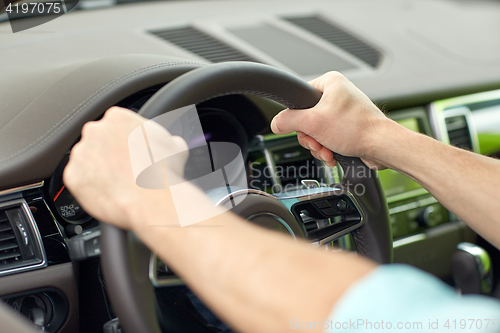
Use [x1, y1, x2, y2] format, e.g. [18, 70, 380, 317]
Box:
[100, 61, 392, 333]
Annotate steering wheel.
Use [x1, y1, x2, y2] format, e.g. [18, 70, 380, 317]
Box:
[100, 62, 392, 333]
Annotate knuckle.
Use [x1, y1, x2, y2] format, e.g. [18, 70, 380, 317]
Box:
[81, 121, 98, 137]
[105, 106, 125, 118]
[70, 141, 83, 156]
[102, 106, 128, 124]
[326, 71, 345, 82]
[329, 83, 349, 104]
[326, 72, 348, 93]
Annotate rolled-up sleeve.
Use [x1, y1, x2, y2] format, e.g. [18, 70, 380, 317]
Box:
[325, 264, 500, 333]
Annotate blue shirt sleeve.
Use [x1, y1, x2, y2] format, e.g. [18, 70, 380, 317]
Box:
[325, 264, 500, 333]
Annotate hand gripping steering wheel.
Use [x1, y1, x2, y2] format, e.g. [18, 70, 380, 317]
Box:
[100, 62, 392, 333]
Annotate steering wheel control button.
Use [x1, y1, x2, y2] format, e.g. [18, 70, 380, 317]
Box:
[85, 237, 101, 257]
[320, 207, 337, 217]
[301, 179, 320, 189]
[289, 193, 364, 244]
[313, 200, 330, 209]
[67, 227, 101, 261]
[65, 224, 83, 237]
[303, 220, 319, 232]
[344, 213, 362, 223]
[336, 199, 348, 212]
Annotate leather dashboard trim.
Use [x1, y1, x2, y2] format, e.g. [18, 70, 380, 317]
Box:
[0, 263, 79, 333]
[0, 54, 206, 191]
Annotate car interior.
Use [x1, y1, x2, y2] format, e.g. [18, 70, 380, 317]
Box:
[1, 0, 500, 332]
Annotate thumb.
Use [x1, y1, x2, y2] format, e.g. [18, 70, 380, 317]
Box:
[271, 108, 308, 135]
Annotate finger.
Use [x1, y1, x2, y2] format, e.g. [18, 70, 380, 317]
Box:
[307, 144, 337, 168]
[325, 159, 337, 167]
[104, 106, 138, 117]
[80, 121, 99, 139]
[297, 132, 324, 152]
[296, 131, 307, 139]
[318, 146, 334, 163]
[102, 106, 133, 121]
[271, 108, 309, 135]
[103, 106, 147, 131]
[297, 131, 310, 150]
[308, 73, 329, 92]
[300, 135, 322, 152]
[308, 71, 345, 92]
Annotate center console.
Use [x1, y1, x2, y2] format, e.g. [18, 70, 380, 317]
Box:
[378, 107, 451, 240]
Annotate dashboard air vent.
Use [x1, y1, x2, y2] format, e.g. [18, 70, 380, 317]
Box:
[150, 27, 258, 63]
[445, 115, 473, 150]
[277, 157, 322, 189]
[0, 201, 45, 276]
[0, 211, 20, 265]
[273, 145, 324, 191]
[283, 15, 382, 68]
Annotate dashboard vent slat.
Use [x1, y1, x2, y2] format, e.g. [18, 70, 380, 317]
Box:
[284, 15, 382, 68]
[150, 27, 258, 63]
[0, 211, 20, 265]
[0, 240, 19, 252]
[0, 203, 45, 274]
[0, 233, 16, 242]
[0, 250, 21, 261]
[0, 224, 12, 233]
[445, 115, 473, 150]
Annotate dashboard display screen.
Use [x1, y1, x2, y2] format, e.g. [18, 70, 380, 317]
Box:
[377, 117, 425, 199]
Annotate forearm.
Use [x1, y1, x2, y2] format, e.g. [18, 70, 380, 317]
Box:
[130, 186, 375, 333]
[373, 119, 500, 247]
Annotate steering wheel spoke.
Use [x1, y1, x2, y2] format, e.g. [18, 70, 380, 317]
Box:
[275, 189, 365, 246]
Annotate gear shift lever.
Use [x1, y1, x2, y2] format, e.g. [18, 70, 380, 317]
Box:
[451, 242, 493, 295]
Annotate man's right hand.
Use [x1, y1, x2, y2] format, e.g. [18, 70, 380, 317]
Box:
[272, 71, 500, 250]
[271, 71, 393, 169]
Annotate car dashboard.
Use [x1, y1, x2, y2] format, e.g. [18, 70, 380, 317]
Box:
[1, 0, 500, 332]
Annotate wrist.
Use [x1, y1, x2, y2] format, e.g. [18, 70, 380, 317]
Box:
[121, 189, 161, 232]
[365, 117, 412, 169]
[125, 180, 227, 233]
